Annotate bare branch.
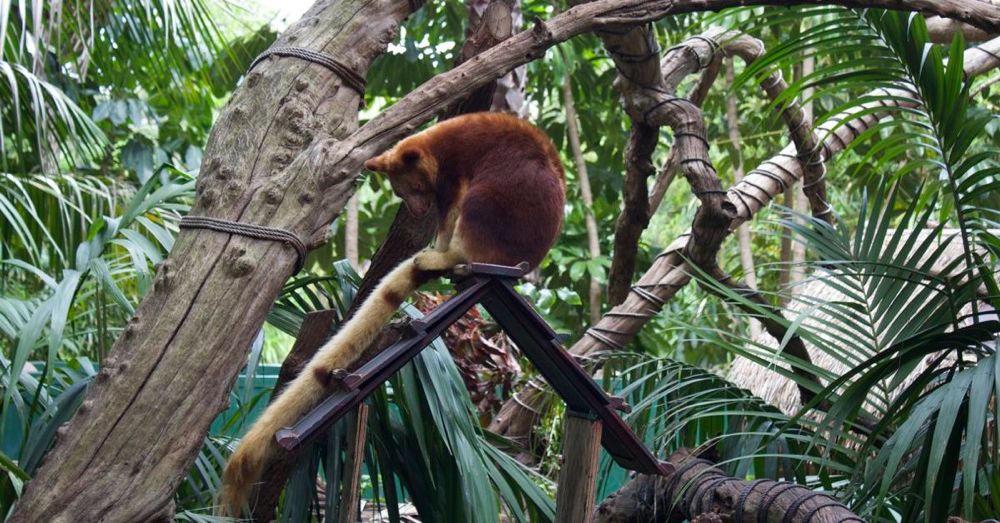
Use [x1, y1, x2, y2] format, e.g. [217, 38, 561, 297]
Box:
[927, 15, 996, 43]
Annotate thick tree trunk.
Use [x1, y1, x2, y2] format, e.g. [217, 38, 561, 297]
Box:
[8, 2, 414, 521]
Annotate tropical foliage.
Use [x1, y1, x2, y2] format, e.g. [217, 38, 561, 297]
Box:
[3, 1, 1000, 522]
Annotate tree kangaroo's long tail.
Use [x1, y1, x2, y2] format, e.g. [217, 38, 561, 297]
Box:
[219, 256, 429, 515]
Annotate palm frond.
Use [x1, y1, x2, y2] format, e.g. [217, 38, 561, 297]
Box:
[0, 60, 107, 170]
[709, 178, 996, 520]
[0, 172, 122, 270]
[0, 170, 192, 436]
[2, 0, 237, 170]
[595, 350, 862, 498]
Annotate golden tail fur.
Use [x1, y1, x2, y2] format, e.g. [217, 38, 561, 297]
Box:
[218, 256, 426, 515]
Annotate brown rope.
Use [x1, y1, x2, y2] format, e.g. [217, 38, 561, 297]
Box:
[249, 47, 366, 96]
[179, 215, 308, 272]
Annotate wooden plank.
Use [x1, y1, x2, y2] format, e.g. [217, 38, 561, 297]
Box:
[337, 404, 369, 523]
[276, 278, 493, 451]
[482, 281, 672, 476]
[556, 414, 602, 523]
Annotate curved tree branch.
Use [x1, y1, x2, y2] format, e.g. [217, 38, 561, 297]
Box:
[489, 35, 1000, 449]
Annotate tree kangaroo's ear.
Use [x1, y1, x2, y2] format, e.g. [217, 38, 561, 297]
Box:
[364, 152, 393, 172]
[400, 148, 421, 166]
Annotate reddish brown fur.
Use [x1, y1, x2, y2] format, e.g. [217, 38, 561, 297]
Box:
[220, 114, 565, 516]
[373, 112, 565, 269]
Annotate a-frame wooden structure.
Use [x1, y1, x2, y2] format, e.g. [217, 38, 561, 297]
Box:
[278, 263, 673, 522]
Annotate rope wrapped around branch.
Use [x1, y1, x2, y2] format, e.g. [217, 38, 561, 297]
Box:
[179, 216, 308, 272]
[249, 46, 366, 96]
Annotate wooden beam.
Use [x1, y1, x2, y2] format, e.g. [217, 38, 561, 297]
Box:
[556, 414, 602, 523]
[337, 405, 369, 523]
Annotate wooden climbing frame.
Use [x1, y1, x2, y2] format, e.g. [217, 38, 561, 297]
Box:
[279, 262, 673, 521]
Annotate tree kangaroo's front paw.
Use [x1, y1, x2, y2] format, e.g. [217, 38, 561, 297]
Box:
[413, 250, 452, 271]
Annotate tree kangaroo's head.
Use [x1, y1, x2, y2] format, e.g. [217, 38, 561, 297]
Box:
[364, 142, 438, 217]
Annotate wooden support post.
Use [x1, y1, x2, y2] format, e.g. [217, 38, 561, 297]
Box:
[337, 405, 370, 523]
[556, 413, 603, 523]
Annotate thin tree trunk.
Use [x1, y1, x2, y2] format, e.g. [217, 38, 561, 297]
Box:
[779, 184, 795, 294]
[345, 193, 360, 271]
[563, 75, 603, 324]
[724, 58, 762, 339]
[789, 54, 814, 286]
[778, 28, 801, 296]
[779, 39, 810, 296]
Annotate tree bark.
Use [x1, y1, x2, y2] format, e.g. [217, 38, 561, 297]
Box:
[607, 123, 658, 304]
[927, 16, 997, 43]
[468, 0, 527, 115]
[594, 450, 860, 522]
